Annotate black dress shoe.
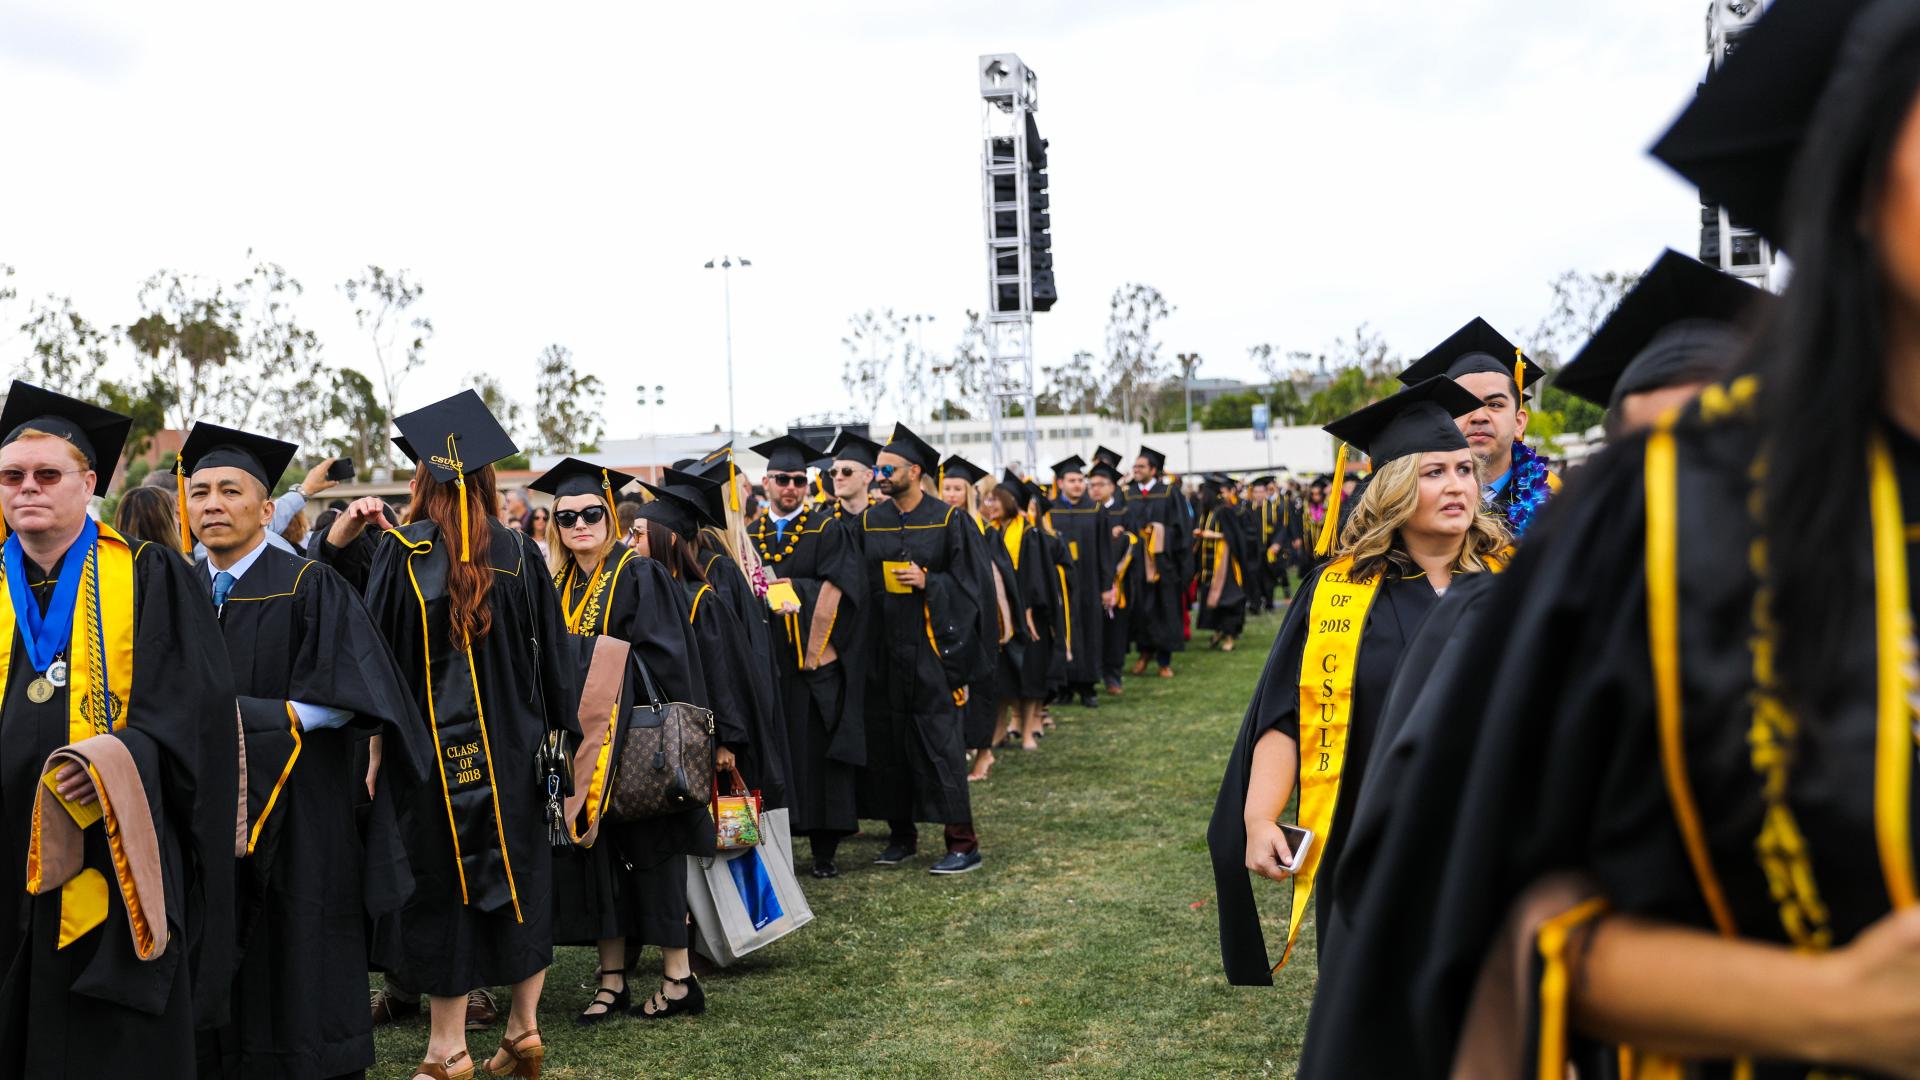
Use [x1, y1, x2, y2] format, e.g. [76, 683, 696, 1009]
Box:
[1078, 692, 1099, 708]
[810, 860, 839, 879]
[929, 850, 983, 875]
[872, 845, 916, 866]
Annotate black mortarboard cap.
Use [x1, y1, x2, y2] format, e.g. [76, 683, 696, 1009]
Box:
[1051, 454, 1087, 478]
[999, 469, 1034, 511]
[1252, 475, 1276, 486]
[635, 480, 713, 540]
[1092, 445, 1123, 468]
[670, 457, 697, 471]
[828, 430, 883, 469]
[180, 422, 298, 493]
[1025, 477, 1050, 508]
[0, 381, 132, 497]
[394, 436, 419, 464]
[941, 455, 989, 486]
[751, 435, 816, 474]
[1088, 461, 1122, 483]
[882, 423, 940, 473]
[1555, 250, 1772, 409]
[1137, 445, 1167, 472]
[1649, 0, 1906, 249]
[1398, 317, 1544, 395]
[391, 390, 517, 483]
[529, 456, 638, 509]
[1324, 377, 1482, 465]
[659, 467, 725, 529]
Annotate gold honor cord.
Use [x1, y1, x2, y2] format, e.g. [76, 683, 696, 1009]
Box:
[1276, 555, 1381, 970]
[1869, 434, 1919, 909]
[1315, 444, 1349, 558]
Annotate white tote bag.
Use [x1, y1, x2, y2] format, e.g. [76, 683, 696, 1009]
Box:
[687, 807, 814, 965]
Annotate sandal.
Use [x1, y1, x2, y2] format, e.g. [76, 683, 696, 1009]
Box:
[485, 1030, 544, 1078]
[576, 970, 629, 1027]
[634, 974, 706, 1019]
[412, 1049, 474, 1080]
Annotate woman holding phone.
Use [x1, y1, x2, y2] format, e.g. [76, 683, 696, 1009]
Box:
[1208, 378, 1507, 983]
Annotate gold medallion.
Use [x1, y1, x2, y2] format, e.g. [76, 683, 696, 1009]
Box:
[26, 677, 55, 704]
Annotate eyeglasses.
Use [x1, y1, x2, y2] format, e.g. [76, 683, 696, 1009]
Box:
[829, 467, 864, 479]
[0, 467, 84, 488]
[874, 464, 900, 479]
[554, 507, 607, 528]
[766, 473, 808, 487]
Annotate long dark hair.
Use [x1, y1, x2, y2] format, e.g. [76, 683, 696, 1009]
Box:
[408, 462, 500, 647]
[1754, 23, 1920, 712]
[114, 485, 180, 552]
[639, 518, 708, 583]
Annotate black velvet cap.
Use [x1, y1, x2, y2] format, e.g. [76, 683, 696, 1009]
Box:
[829, 430, 883, 469]
[1556, 250, 1772, 409]
[180, 422, 298, 493]
[1051, 454, 1087, 478]
[635, 480, 714, 540]
[391, 390, 517, 483]
[659, 467, 725, 528]
[881, 423, 940, 473]
[941, 455, 989, 486]
[1092, 445, 1123, 468]
[1137, 445, 1167, 472]
[1649, 0, 1905, 248]
[751, 435, 816, 474]
[529, 456, 638, 502]
[1324, 377, 1482, 465]
[1397, 317, 1544, 396]
[0, 381, 132, 496]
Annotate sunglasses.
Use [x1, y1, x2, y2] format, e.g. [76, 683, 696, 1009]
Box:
[767, 473, 808, 487]
[829, 466, 865, 479]
[554, 506, 607, 528]
[874, 464, 901, 479]
[0, 467, 85, 488]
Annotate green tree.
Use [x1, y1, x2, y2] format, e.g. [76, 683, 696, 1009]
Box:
[124, 269, 243, 429]
[340, 266, 432, 438]
[1043, 349, 1103, 415]
[533, 344, 605, 454]
[470, 371, 526, 444]
[17, 295, 112, 397]
[97, 374, 175, 469]
[324, 367, 391, 473]
[841, 309, 905, 423]
[1104, 284, 1174, 426]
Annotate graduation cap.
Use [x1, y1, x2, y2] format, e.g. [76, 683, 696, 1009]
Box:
[659, 467, 725, 529]
[1137, 445, 1167, 473]
[634, 480, 715, 542]
[1325, 377, 1482, 465]
[530, 456, 637, 527]
[689, 441, 745, 515]
[1649, 0, 1904, 249]
[1252, 475, 1276, 487]
[941, 455, 989, 486]
[1088, 461, 1122, 484]
[999, 469, 1035, 512]
[0, 381, 132, 498]
[394, 436, 419, 464]
[1025, 477, 1052, 511]
[882, 423, 940, 473]
[179, 422, 297, 493]
[1397, 317, 1545, 399]
[1092, 445, 1123, 468]
[828, 430, 883, 469]
[391, 390, 517, 562]
[751, 434, 815, 475]
[1051, 454, 1087, 478]
[1555, 250, 1772, 410]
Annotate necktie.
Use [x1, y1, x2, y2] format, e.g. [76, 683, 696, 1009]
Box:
[212, 571, 235, 608]
[774, 519, 788, 544]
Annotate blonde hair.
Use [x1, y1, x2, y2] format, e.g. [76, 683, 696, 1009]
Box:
[12, 430, 90, 470]
[942, 474, 980, 515]
[546, 494, 623, 579]
[1334, 453, 1509, 584]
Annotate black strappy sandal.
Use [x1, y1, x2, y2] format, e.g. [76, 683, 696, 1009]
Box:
[575, 970, 629, 1027]
[632, 974, 706, 1020]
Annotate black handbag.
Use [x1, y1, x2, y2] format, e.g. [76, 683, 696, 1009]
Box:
[604, 650, 715, 822]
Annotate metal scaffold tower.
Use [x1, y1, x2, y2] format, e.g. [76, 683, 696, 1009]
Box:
[978, 53, 1056, 473]
[1700, 1, 1776, 290]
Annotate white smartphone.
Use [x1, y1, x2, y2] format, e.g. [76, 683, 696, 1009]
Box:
[1278, 823, 1314, 874]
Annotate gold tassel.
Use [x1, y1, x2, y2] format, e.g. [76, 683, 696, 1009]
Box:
[728, 450, 740, 513]
[1315, 444, 1349, 558]
[601, 469, 618, 526]
[446, 434, 470, 562]
[1514, 346, 1526, 396]
[174, 460, 191, 554]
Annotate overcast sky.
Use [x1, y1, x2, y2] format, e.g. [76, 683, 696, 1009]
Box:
[0, 0, 1713, 440]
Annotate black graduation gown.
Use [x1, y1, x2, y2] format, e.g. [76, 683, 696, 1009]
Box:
[967, 515, 1022, 749]
[1035, 520, 1073, 692]
[1123, 480, 1189, 655]
[856, 497, 996, 825]
[698, 543, 790, 811]
[1297, 403, 1920, 1079]
[367, 520, 577, 997]
[1100, 495, 1135, 678]
[754, 506, 868, 837]
[195, 543, 430, 1080]
[1048, 495, 1112, 687]
[0, 531, 238, 1079]
[1206, 560, 1444, 986]
[1195, 504, 1249, 637]
[549, 548, 714, 950]
[994, 519, 1049, 702]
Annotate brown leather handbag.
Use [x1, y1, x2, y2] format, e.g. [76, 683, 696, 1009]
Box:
[604, 650, 716, 822]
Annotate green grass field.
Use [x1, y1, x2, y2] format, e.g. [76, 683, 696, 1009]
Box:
[373, 609, 1314, 1079]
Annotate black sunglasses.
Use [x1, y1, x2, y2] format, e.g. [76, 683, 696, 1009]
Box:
[767, 473, 809, 487]
[554, 506, 607, 528]
[829, 466, 864, 478]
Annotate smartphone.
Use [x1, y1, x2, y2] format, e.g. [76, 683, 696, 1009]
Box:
[327, 458, 355, 482]
[1278, 823, 1314, 874]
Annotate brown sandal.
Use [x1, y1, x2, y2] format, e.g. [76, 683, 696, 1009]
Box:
[413, 1049, 474, 1080]
[486, 1030, 545, 1079]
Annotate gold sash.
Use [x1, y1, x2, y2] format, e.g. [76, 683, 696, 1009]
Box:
[0, 525, 137, 743]
[1280, 554, 1381, 968]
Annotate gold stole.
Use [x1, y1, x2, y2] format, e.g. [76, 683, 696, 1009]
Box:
[555, 551, 631, 846]
[1001, 514, 1025, 570]
[0, 526, 138, 949]
[1280, 554, 1381, 968]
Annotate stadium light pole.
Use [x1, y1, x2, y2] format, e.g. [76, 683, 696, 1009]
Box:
[1177, 351, 1202, 475]
[703, 256, 751, 438]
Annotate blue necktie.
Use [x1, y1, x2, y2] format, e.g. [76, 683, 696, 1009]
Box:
[774, 519, 788, 544]
[212, 571, 235, 608]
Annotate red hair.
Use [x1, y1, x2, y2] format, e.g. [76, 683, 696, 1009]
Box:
[408, 462, 499, 646]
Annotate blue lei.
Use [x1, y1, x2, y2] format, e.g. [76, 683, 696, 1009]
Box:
[1503, 439, 1554, 539]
